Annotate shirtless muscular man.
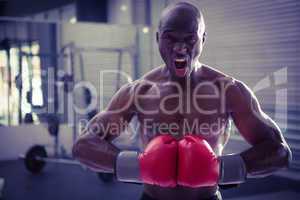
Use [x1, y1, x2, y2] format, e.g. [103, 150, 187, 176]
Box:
[72, 2, 292, 200]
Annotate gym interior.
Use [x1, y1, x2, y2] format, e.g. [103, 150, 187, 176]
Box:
[0, 0, 299, 199]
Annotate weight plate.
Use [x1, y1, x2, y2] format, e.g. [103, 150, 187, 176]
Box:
[24, 145, 47, 174]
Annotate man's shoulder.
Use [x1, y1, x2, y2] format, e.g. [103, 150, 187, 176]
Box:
[198, 64, 251, 92]
[140, 65, 165, 82]
[198, 64, 231, 80]
[121, 66, 164, 95]
[198, 64, 257, 111]
[118, 65, 163, 89]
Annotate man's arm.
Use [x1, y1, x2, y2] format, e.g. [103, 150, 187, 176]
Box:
[72, 83, 136, 173]
[227, 79, 292, 178]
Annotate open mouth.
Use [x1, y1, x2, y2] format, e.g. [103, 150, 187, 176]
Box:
[174, 58, 187, 69]
[173, 58, 188, 77]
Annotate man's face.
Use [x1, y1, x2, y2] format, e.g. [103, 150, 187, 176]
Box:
[157, 7, 205, 78]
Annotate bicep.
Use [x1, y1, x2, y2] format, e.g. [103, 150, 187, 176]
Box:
[228, 80, 285, 145]
[83, 83, 136, 140]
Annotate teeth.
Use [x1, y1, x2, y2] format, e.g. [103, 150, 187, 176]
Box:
[174, 58, 186, 62]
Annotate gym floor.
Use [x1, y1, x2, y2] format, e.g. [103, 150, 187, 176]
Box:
[0, 160, 299, 200]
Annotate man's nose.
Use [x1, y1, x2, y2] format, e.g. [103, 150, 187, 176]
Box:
[173, 43, 187, 55]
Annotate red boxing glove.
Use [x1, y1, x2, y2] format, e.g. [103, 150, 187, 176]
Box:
[139, 134, 178, 187]
[178, 135, 219, 188]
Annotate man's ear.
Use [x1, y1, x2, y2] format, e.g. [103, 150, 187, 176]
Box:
[202, 31, 207, 44]
[156, 32, 159, 43]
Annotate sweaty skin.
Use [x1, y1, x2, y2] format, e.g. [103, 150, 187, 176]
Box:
[73, 2, 291, 200]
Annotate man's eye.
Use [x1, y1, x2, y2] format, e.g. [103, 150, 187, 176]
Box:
[186, 37, 197, 43]
[163, 35, 176, 42]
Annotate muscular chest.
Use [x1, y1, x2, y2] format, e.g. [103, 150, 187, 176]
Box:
[136, 83, 229, 139]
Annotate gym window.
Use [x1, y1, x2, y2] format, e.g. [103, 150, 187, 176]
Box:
[0, 42, 43, 126]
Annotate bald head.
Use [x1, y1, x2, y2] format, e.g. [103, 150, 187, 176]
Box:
[156, 2, 206, 78]
[158, 2, 205, 35]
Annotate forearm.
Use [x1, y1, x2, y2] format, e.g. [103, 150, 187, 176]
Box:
[72, 130, 120, 173]
[240, 140, 292, 178]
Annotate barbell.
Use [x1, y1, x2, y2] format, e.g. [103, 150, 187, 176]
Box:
[20, 145, 114, 182]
